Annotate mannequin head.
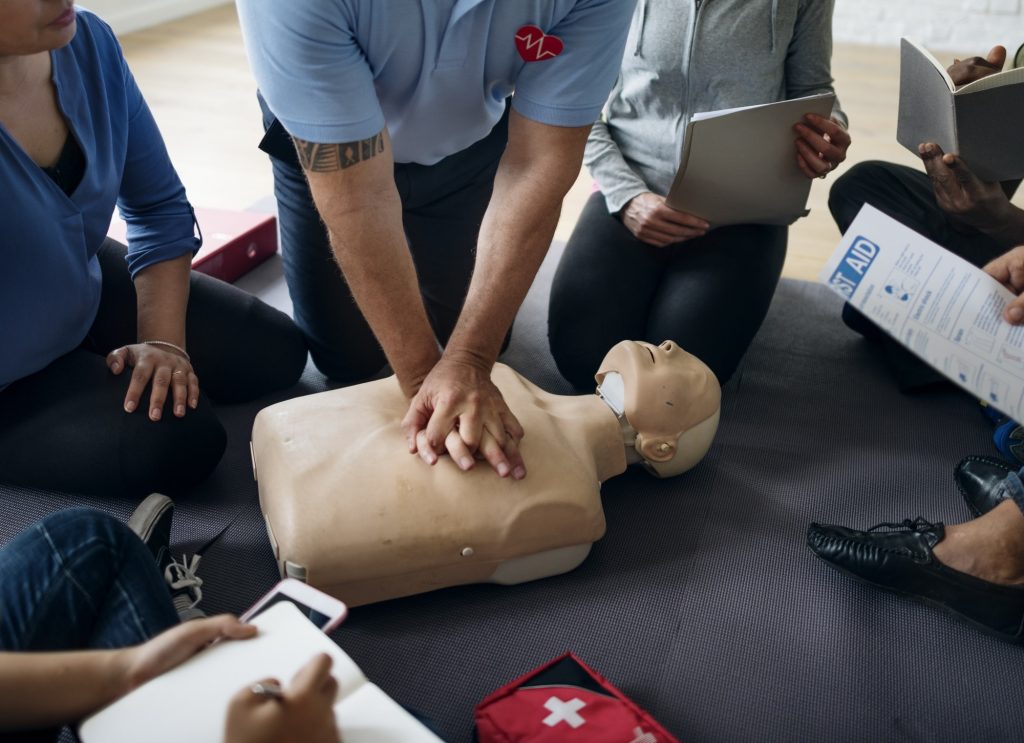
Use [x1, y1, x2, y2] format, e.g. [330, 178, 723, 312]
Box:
[595, 340, 721, 478]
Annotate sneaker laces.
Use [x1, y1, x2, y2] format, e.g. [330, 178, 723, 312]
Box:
[866, 516, 939, 534]
[162, 509, 242, 612]
[165, 553, 204, 609]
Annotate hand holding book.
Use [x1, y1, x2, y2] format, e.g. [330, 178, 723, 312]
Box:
[80, 602, 443, 743]
[664, 92, 837, 227]
[949, 46, 1006, 87]
[792, 113, 851, 180]
[918, 142, 1023, 242]
[897, 38, 1024, 182]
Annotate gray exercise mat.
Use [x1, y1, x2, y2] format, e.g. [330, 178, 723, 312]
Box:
[3, 245, 1022, 742]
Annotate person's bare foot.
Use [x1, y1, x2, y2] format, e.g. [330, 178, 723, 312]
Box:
[933, 499, 1024, 585]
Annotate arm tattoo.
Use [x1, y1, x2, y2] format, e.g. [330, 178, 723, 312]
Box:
[293, 132, 386, 172]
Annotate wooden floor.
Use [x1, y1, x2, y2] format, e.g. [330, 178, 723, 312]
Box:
[119, 5, 1011, 282]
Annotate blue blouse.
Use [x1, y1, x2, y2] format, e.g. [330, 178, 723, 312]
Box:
[1, 9, 200, 388]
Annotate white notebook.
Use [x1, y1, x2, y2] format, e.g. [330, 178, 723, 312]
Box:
[664, 92, 835, 228]
[79, 602, 443, 743]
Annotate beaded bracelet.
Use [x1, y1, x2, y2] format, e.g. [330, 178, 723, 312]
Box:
[143, 340, 191, 362]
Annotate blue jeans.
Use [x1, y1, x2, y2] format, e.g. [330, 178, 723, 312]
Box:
[0, 508, 178, 652]
[999, 468, 1024, 516]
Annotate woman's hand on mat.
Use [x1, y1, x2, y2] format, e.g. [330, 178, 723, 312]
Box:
[919, 143, 1017, 233]
[985, 246, 1024, 324]
[224, 653, 341, 743]
[401, 353, 526, 479]
[620, 192, 709, 247]
[948, 46, 1005, 87]
[118, 615, 256, 694]
[107, 342, 199, 421]
[793, 114, 850, 180]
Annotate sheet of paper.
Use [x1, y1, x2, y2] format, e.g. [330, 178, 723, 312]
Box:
[80, 602, 366, 743]
[820, 204, 1024, 419]
[690, 101, 764, 121]
[335, 683, 444, 742]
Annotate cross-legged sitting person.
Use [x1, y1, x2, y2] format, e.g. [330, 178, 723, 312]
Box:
[807, 243, 1024, 644]
[828, 45, 1023, 391]
[0, 498, 340, 742]
[0, 4, 307, 499]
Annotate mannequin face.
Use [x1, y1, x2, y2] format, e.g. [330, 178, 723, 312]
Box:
[596, 340, 721, 476]
[0, 1, 76, 56]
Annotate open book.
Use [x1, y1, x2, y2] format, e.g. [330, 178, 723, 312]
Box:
[664, 92, 835, 227]
[821, 204, 1024, 421]
[79, 602, 443, 743]
[897, 37, 1024, 182]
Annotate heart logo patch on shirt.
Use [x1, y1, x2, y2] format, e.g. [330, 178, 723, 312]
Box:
[515, 25, 564, 62]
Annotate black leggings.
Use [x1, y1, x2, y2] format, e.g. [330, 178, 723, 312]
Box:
[0, 240, 307, 498]
[548, 192, 787, 390]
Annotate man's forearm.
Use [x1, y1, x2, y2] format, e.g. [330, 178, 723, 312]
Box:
[445, 114, 590, 367]
[445, 179, 563, 366]
[320, 186, 440, 392]
[0, 650, 129, 730]
[298, 131, 441, 394]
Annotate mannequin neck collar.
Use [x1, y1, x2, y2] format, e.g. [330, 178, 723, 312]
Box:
[597, 373, 642, 464]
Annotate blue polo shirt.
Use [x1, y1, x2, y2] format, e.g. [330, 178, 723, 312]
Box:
[237, 0, 636, 165]
[1, 10, 199, 388]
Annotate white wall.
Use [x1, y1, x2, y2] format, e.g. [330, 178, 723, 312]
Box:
[83, 0, 230, 35]
[85, 0, 1024, 52]
[834, 0, 1024, 51]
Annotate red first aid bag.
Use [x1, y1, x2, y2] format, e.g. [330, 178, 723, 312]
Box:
[475, 652, 681, 743]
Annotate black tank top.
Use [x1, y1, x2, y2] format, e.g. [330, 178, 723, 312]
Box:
[41, 133, 86, 196]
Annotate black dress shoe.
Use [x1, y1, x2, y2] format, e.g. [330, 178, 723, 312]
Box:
[955, 455, 1016, 517]
[807, 517, 1024, 643]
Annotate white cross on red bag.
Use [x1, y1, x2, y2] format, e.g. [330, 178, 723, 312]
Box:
[475, 652, 680, 742]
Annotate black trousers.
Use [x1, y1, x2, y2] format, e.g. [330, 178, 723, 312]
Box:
[548, 191, 788, 390]
[258, 95, 509, 383]
[0, 240, 307, 498]
[828, 161, 1011, 389]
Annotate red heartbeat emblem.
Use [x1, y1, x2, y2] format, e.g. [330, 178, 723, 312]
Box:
[515, 25, 564, 62]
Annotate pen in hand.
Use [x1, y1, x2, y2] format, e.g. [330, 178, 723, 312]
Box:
[249, 681, 285, 700]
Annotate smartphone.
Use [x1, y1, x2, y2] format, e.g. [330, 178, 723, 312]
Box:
[240, 578, 348, 632]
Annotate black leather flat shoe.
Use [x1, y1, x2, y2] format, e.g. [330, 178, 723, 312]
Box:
[954, 455, 1016, 517]
[807, 517, 1024, 644]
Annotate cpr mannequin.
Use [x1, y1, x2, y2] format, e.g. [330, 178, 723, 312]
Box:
[251, 341, 721, 606]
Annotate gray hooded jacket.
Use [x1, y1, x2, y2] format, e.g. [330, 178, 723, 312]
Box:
[587, 0, 847, 214]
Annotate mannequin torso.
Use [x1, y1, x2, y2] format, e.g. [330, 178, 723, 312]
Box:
[252, 341, 720, 606]
[253, 364, 627, 605]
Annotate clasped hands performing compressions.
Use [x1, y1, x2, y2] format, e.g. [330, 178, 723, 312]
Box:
[400, 354, 527, 481]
